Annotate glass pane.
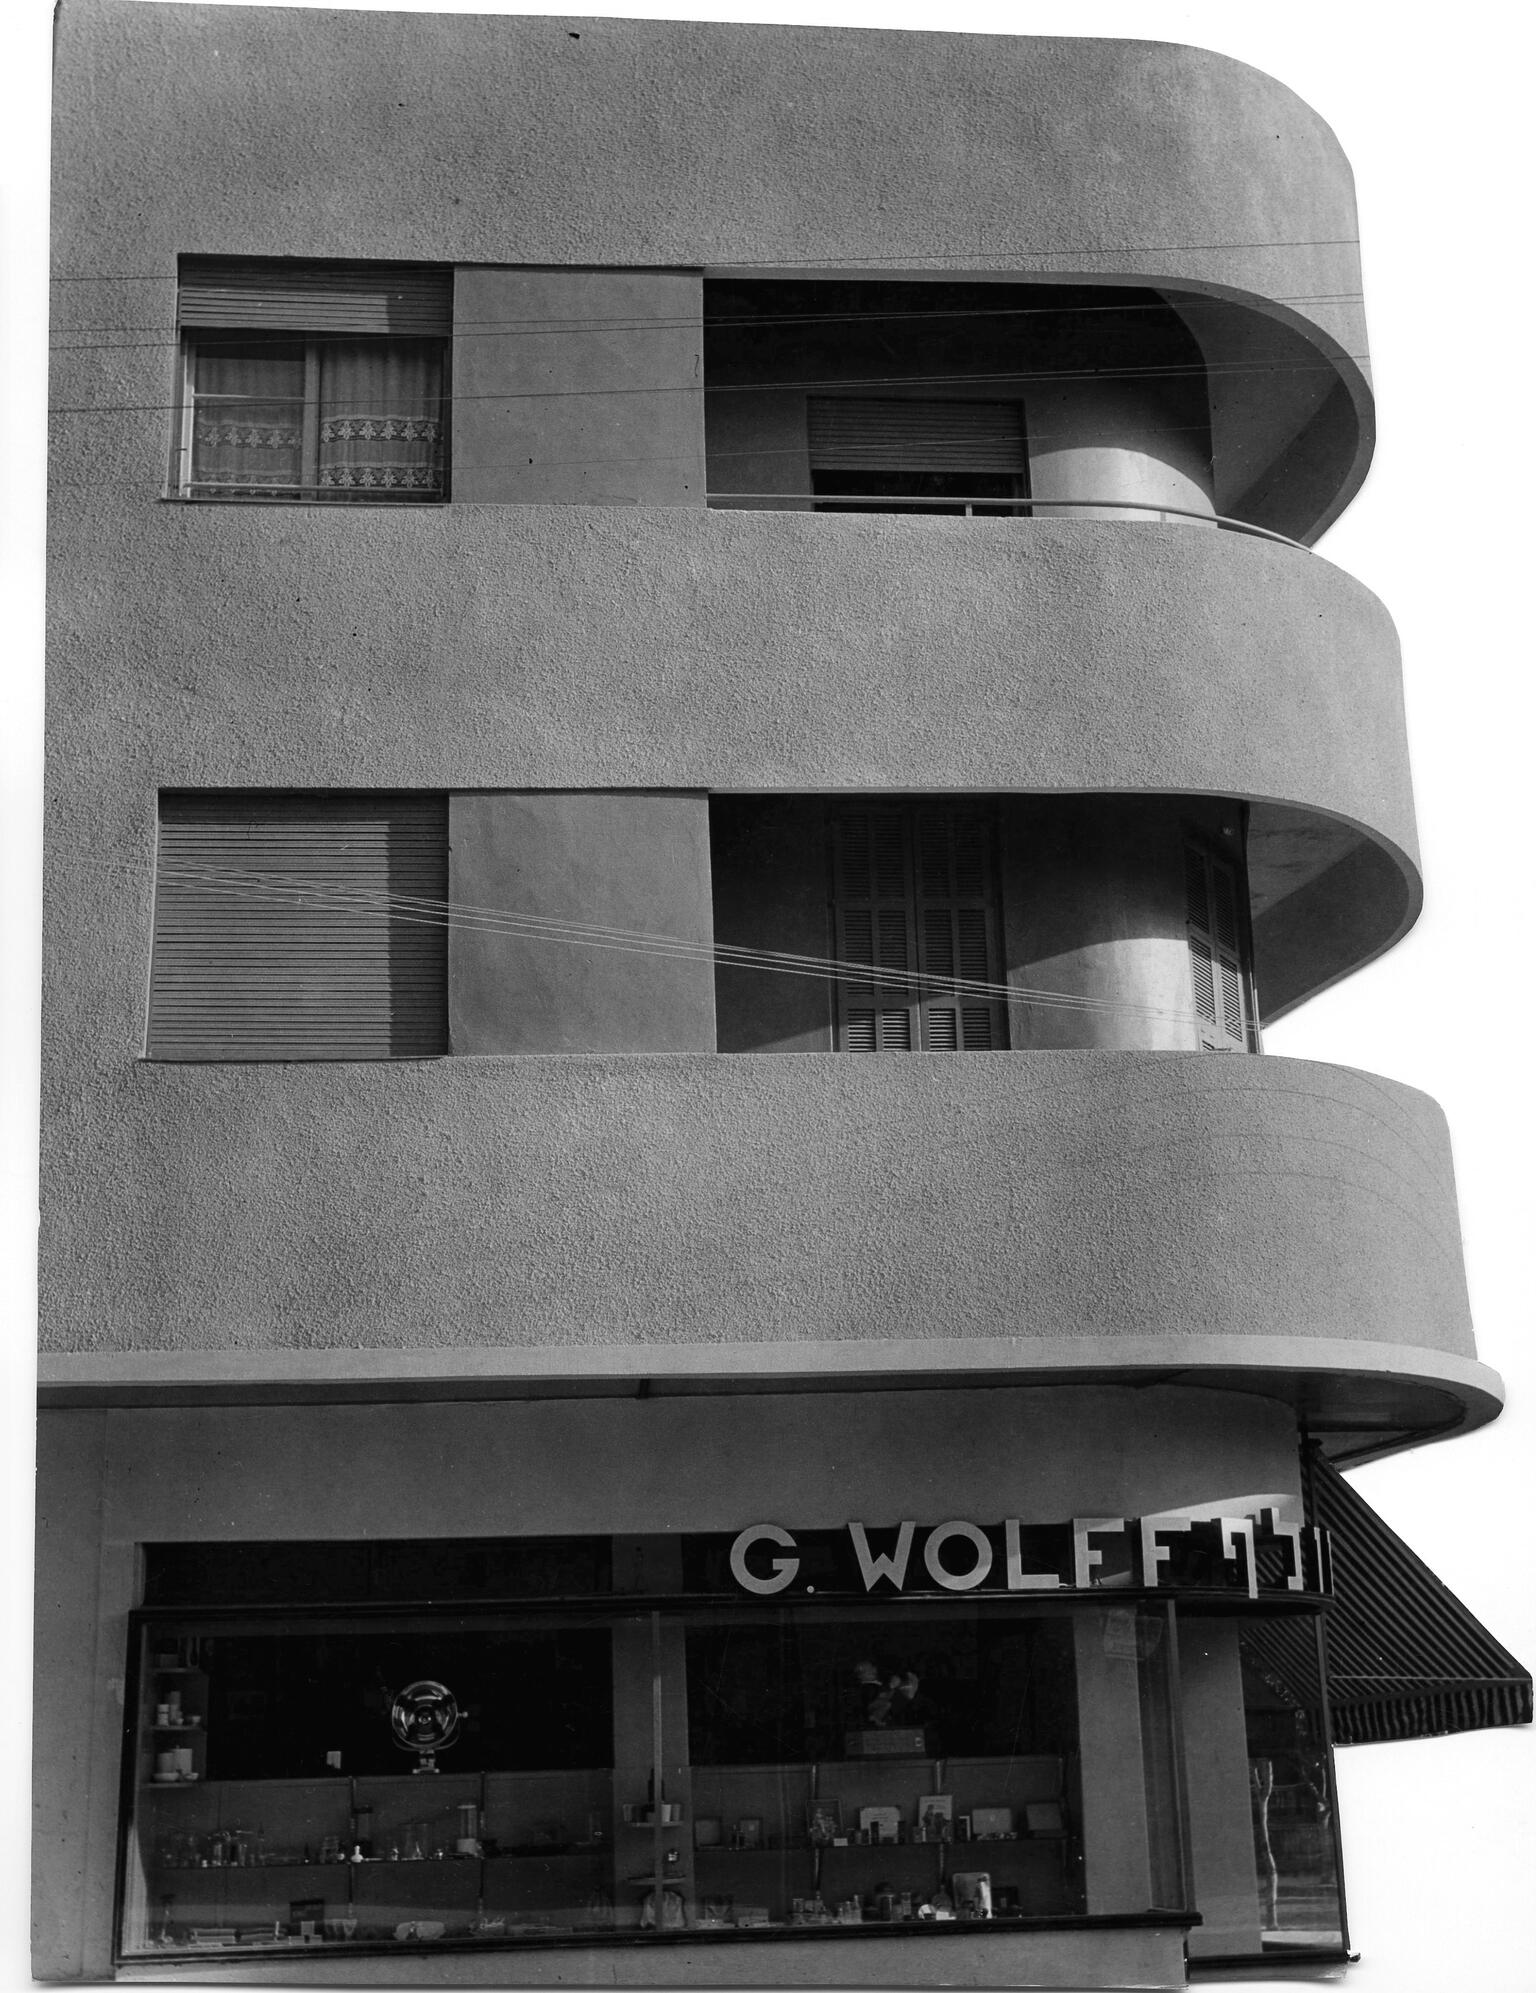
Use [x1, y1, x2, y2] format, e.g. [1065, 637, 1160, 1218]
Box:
[122, 1599, 1192, 1960]
[191, 340, 305, 496]
[120, 1620, 616, 1960]
[1179, 1611, 1344, 1960]
[674, 1602, 1179, 1934]
[1239, 1618, 1344, 1954]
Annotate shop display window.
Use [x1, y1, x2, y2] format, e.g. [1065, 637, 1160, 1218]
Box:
[118, 1594, 1201, 1962]
[1186, 1611, 1348, 1960]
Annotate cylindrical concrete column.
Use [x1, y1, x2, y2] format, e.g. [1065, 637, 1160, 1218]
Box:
[1028, 377, 1216, 524]
[1001, 798, 1246, 1051]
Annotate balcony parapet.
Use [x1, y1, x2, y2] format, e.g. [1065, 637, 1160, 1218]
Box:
[39, 1052, 1494, 1449]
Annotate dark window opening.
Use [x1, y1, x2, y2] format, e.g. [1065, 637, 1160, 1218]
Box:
[704, 279, 1210, 517]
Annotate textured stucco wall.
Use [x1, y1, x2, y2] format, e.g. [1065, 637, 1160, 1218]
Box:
[38, 1053, 1475, 1387]
[43, 510, 1415, 1085]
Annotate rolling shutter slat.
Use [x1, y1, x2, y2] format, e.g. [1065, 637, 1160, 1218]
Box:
[149, 795, 448, 1060]
[809, 397, 1026, 472]
[914, 809, 1005, 1054]
[179, 260, 452, 335]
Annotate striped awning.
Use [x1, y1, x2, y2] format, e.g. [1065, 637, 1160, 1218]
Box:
[1310, 1454, 1531, 1744]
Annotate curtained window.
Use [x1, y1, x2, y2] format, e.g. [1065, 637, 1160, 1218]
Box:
[186, 337, 446, 500]
[175, 259, 451, 501]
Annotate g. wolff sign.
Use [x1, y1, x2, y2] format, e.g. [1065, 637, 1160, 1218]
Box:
[725, 1510, 1331, 1600]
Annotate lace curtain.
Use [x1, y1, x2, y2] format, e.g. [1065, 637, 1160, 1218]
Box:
[191, 339, 444, 498]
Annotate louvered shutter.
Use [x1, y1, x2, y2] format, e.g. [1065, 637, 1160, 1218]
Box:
[808, 398, 1026, 473]
[913, 809, 1007, 1051]
[833, 810, 917, 1051]
[831, 804, 1007, 1053]
[148, 795, 448, 1060]
[1185, 839, 1252, 1051]
[179, 260, 452, 335]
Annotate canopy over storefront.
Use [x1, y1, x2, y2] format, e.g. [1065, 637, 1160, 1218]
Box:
[1248, 1456, 1532, 1745]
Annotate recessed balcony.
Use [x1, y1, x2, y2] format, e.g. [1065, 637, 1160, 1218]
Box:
[702, 277, 1360, 547]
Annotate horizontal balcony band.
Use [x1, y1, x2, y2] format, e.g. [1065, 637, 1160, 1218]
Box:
[38, 1337, 1503, 1459]
[40, 1053, 1479, 1445]
[50, 509, 1416, 1025]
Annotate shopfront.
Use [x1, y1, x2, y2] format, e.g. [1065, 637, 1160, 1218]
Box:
[36, 1381, 1521, 1986]
[119, 1543, 1345, 1974]
[36, 1384, 1342, 1985]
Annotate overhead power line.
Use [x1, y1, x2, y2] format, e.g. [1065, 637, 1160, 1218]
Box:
[150, 858, 1207, 1031]
[49, 290, 1366, 349]
[46, 353, 1367, 421]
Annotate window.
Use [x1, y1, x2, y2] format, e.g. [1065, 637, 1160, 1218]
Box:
[118, 1567, 1194, 1963]
[809, 398, 1028, 516]
[175, 261, 450, 501]
[830, 805, 1008, 1052]
[147, 794, 448, 1060]
[1184, 836, 1258, 1051]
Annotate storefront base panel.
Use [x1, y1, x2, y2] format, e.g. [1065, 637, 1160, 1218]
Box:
[115, 1924, 1190, 1989]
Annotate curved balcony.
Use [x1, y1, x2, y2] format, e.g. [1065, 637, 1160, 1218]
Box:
[54, 503, 1415, 1043]
[39, 1051, 1498, 1450]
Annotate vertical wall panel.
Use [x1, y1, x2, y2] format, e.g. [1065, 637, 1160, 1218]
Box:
[452, 269, 705, 505]
[710, 798, 833, 1053]
[448, 792, 716, 1055]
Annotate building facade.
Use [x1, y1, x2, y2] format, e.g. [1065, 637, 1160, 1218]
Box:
[36, 6, 1529, 1988]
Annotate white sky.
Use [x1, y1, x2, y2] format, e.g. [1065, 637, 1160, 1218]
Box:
[2, 2, 1532, 1989]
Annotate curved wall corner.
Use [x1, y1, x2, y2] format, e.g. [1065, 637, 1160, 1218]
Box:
[39, 1052, 1481, 1433]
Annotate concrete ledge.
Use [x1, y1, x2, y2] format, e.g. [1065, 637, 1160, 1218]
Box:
[38, 1336, 1504, 1452]
[40, 1053, 1478, 1418]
